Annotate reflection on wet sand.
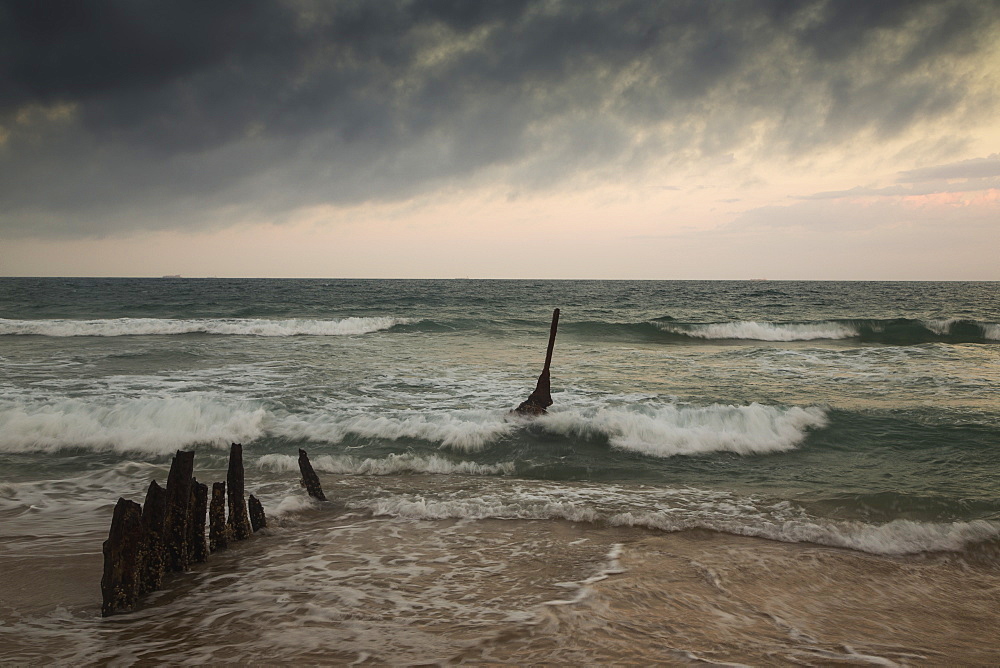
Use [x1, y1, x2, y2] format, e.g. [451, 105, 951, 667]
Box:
[3, 512, 998, 665]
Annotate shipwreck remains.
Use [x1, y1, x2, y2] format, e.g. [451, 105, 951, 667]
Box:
[298, 448, 327, 500]
[209, 482, 228, 553]
[226, 443, 253, 541]
[100, 444, 268, 616]
[513, 308, 561, 416]
[137, 480, 166, 594]
[100, 498, 143, 617]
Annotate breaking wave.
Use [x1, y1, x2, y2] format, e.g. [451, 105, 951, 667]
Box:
[656, 321, 856, 341]
[0, 316, 408, 337]
[0, 396, 266, 455]
[0, 393, 826, 459]
[543, 403, 828, 457]
[270, 410, 513, 452]
[651, 318, 999, 344]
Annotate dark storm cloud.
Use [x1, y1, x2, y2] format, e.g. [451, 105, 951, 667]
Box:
[1, 0, 998, 237]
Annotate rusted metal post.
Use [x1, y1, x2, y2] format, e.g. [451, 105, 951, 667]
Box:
[298, 449, 327, 500]
[514, 308, 560, 416]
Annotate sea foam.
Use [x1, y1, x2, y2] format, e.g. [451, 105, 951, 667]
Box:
[610, 510, 1000, 556]
[354, 487, 1000, 556]
[271, 410, 513, 452]
[542, 403, 828, 457]
[256, 452, 515, 476]
[656, 320, 857, 341]
[0, 316, 407, 337]
[0, 396, 266, 455]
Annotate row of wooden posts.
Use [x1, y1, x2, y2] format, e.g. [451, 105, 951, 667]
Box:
[101, 444, 327, 616]
[101, 308, 559, 616]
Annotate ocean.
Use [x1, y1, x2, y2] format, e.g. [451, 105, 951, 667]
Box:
[1, 278, 998, 664]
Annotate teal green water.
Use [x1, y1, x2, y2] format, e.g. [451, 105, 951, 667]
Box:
[1, 278, 999, 555]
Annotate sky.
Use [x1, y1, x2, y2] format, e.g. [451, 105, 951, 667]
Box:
[1, 0, 999, 280]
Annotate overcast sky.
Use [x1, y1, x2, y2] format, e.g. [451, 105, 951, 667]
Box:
[2, 0, 998, 279]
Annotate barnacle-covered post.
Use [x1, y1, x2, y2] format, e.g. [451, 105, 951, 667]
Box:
[187, 479, 209, 564]
[137, 480, 167, 594]
[209, 481, 228, 552]
[227, 443, 252, 541]
[163, 450, 195, 572]
[101, 498, 143, 616]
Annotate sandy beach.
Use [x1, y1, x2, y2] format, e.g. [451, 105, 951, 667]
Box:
[3, 504, 999, 665]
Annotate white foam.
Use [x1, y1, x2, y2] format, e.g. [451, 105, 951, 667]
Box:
[0, 396, 265, 455]
[657, 320, 857, 341]
[609, 511, 1000, 556]
[541, 403, 828, 457]
[981, 323, 1000, 341]
[0, 316, 408, 337]
[272, 494, 322, 517]
[357, 496, 601, 523]
[271, 410, 513, 452]
[353, 488, 999, 555]
[256, 452, 515, 476]
[924, 319, 960, 336]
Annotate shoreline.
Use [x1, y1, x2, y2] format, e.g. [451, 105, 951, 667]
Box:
[3, 514, 998, 665]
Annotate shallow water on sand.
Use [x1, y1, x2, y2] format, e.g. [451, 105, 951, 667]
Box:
[3, 504, 998, 665]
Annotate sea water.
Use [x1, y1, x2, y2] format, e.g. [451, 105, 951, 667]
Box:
[1, 278, 998, 664]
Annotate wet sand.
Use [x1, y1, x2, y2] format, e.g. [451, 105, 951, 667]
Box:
[2, 513, 998, 665]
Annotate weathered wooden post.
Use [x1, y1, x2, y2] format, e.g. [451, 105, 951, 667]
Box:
[101, 498, 143, 616]
[209, 481, 228, 552]
[99, 448, 275, 615]
[163, 450, 195, 572]
[248, 494, 267, 531]
[298, 448, 327, 500]
[137, 480, 167, 595]
[227, 443, 252, 541]
[187, 479, 209, 564]
[513, 308, 560, 416]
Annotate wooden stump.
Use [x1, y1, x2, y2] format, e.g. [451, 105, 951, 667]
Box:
[163, 450, 195, 572]
[209, 481, 228, 552]
[298, 449, 327, 501]
[187, 478, 209, 564]
[248, 494, 267, 531]
[101, 497, 143, 616]
[137, 479, 167, 595]
[227, 443, 252, 541]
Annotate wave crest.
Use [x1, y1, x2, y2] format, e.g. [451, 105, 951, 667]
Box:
[0, 316, 408, 337]
[657, 321, 856, 341]
[543, 403, 828, 457]
[0, 397, 265, 455]
[272, 410, 513, 452]
[653, 318, 999, 344]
